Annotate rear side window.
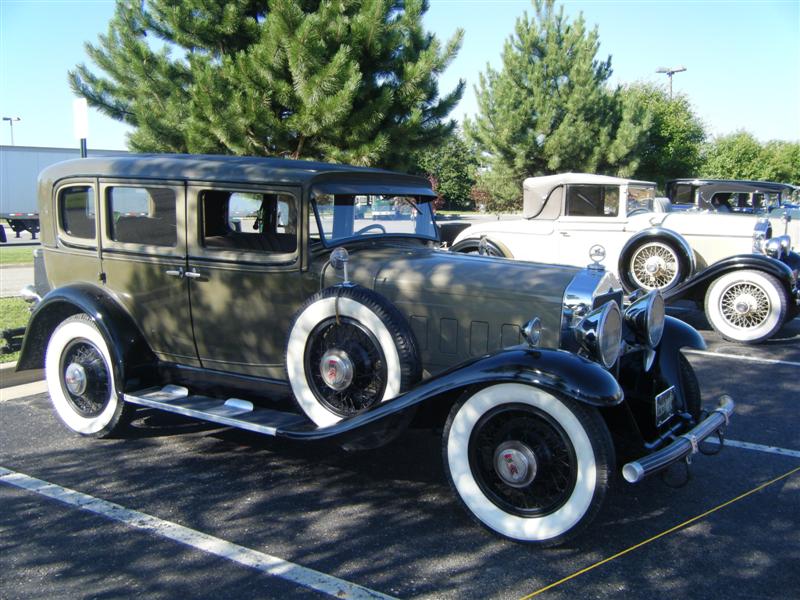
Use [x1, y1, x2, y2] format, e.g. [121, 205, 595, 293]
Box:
[59, 186, 96, 240]
[566, 185, 619, 217]
[107, 186, 177, 247]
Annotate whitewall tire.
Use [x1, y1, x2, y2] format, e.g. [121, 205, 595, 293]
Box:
[704, 270, 788, 344]
[443, 383, 613, 545]
[286, 286, 420, 427]
[45, 314, 132, 437]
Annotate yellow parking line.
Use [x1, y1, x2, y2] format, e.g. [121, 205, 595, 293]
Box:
[520, 465, 800, 599]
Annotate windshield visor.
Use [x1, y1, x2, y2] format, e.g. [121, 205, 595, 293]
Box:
[311, 194, 438, 245]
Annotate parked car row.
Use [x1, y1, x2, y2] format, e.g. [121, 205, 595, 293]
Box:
[17, 155, 737, 546]
[452, 173, 800, 344]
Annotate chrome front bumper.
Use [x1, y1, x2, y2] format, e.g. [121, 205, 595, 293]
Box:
[622, 395, 734, 483]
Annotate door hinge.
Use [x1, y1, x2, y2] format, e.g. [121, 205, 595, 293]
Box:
[98, 271, 107, 284]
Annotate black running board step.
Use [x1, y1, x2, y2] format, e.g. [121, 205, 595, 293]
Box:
[123, 385, 312, 436]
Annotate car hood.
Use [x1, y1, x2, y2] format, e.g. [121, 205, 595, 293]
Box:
[319, 243, 582, 352]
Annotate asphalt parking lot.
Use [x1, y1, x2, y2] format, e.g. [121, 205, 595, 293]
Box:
[1, 313, 798, 600]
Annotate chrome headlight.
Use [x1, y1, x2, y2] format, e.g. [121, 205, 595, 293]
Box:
[624, 290, 665, 347]
[575, 302, 622, 368]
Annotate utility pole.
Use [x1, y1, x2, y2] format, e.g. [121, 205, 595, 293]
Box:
[2, 116, 21, 145]
[656, 66, 687, 99]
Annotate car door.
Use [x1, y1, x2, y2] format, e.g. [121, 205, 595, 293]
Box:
[185, 183, 308, 379]
[98, 179, 198, 365]
[556, 184, 628, 267]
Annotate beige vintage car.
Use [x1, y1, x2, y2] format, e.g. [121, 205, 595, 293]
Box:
[452, 173, 800, 344]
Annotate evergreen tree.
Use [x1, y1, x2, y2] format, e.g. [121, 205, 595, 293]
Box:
[623, 83, 706, 188]
[413, 131, 477, 210]
[69, 0, 464, 169]
[465, 0, 648, 207]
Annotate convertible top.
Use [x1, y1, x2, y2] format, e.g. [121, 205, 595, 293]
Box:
[523, 173, 655, 218]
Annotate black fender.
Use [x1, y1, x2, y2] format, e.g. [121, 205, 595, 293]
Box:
[16, 283, 156, 392]
[450, 235, 512, 258]
[276, 346, 623, 442]
[654, 316, 706, 413]
[663, 253, 798, 304]
[618, 228, 696, 292]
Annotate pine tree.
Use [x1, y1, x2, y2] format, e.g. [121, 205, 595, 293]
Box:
[69, 0, 464, 169]
[465, 0, 648, 207]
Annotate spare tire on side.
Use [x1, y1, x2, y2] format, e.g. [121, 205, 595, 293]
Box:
[286, 285, 421, 427]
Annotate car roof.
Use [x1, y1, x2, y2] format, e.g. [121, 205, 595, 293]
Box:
[39, 153, 433, 193]
[523, 172, 655, 194]
[666, 178, 795, 193]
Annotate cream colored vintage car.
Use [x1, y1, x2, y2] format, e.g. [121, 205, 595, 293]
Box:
[452, 173, 800, 344]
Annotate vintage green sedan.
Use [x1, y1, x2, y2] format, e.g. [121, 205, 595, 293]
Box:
[17, 154, 733, 546]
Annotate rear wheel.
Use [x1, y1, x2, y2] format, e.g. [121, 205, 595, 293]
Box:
[442, 383, 613, 545]
[704, 270, 788, 344]
[45, 314, 133, 437]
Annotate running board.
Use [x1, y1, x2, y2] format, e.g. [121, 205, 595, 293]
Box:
[123, 385, 311, 436]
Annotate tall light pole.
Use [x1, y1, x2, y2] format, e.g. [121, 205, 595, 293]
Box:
[656, 66, 687, 99]
[2, 116, 21, 145]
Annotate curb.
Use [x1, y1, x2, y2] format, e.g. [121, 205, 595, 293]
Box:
[0, 361, 44, 388]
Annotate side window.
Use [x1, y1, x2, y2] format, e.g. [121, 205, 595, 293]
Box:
[107, 186, 177, 247]
[201, 190, 298, 254]
[59, 186, 96, 240]
[672, 184, 694, 206]
[566, 185, 619, 217]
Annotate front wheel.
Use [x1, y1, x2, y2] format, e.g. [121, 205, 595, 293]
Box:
[45, 314, 133, 437]
[704, 270, 788, 344]
[442, 383, 614, 545]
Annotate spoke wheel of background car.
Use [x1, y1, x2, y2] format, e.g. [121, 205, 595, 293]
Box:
[44, 314, 133, 437]
[286, 285, 421, 427]
[704, 270, 787, 344]
[451, 239, 507, 258]
[442, 383, 613, 545]
[628, 240, 685, 291]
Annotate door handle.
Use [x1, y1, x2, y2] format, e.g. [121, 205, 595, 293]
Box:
[184, 268, 202, 280]
[165, 268, 184, 278]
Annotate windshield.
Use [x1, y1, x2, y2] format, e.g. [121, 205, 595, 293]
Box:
[311, 194, 438, 245]
[626, 185, 657, 213]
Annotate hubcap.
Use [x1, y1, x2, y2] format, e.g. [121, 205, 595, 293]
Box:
[64, 362, 87, 395]
[493, 441, 537, 488]
[319, 349, 354, 391]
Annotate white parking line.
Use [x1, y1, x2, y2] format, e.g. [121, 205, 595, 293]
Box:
[684, 349, 800, 368]
[0, 467, 396, 600]
[706, 438, 800, 459]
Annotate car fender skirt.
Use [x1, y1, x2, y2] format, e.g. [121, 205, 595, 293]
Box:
[664, 253, 796, 303]
[276, 347, 623, 441]
[16, 284, 155, 390]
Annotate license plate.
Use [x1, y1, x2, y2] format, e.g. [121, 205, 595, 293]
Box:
[655, 386, 676, 426]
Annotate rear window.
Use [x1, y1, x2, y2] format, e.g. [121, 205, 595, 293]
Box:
[59, 186, 96, 240]
[107, 186, 177, 247]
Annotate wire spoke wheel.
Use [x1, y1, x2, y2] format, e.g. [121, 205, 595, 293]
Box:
[469, 404, 577, 517]
[59, 340, 111, 417]
[305, 317, 388, 418]
[630, 242, 680, 290]
[719, 282, 770, 329]
[704, 270, 788, 344]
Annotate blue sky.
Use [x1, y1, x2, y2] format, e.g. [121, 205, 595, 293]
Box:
[1, 0, 798, 151]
